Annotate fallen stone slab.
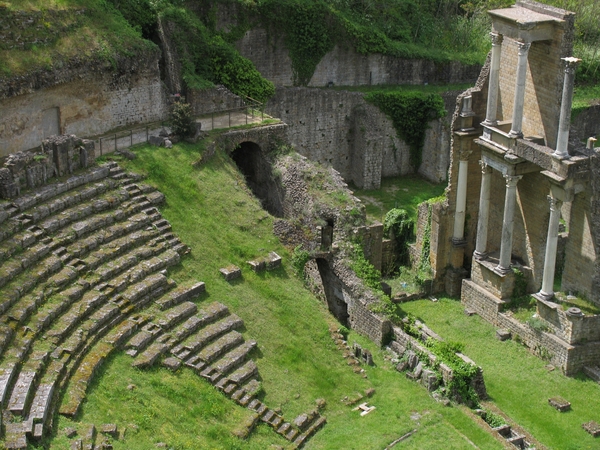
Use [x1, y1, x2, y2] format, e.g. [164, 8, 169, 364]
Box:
[496, 329, 511, 341]
[548, 397, 571, 412]
[583, 421, 600, 437]
[219, 265, 241, 281]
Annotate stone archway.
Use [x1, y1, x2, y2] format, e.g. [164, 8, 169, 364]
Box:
[230, 141, 283, 217]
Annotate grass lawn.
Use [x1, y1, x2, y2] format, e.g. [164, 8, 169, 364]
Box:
[400, 297, 600, 450]
[352, 175, 446, 224]
[65, 141, 507, 449]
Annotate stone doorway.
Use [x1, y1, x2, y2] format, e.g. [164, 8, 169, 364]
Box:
[231, 141, 283, 217]
[316, 258, 349, 326]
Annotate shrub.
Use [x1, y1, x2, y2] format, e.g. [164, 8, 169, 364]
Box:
[169, 101, 195, 137]
[383, 208, 414, 270]
[291, 245, 311, 276]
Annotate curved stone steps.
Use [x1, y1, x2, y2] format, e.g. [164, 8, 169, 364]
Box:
[0, 165, 112, 241]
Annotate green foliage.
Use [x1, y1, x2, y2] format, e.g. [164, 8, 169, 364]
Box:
[338, 325, 350, 339]
[258, 0, 334, 86]
[426, 339, 480, 407]
[415, 201, 433, 286]
[160, 7, 274, 102]
[365, 91, 445, 169]
[527, 316, 549, 333]
[350, 243, 383, 294]
[483, 411, 506, 428]
[383, 208, 414, 271]
[169, 101, 195, 137]
[291, 244, 311, 276]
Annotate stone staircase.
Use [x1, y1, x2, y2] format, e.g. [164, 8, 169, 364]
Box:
[0, 161, 326, 449]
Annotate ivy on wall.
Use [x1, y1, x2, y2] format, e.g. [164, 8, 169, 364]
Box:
[365, 91, 445, 170]
[160, 7, 274, 102]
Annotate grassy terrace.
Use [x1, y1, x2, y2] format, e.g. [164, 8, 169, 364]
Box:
[45, 140, 510, 449]
[401, 297, 600, 450]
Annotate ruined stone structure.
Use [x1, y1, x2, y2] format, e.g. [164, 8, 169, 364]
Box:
[0, 48, 169, 157]
[430, 0, 600, 375]
[266, 88, 456, 188]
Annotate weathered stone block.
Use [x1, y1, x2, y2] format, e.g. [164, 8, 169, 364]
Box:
[583, 421, 600, 437]
[496, 329, 511, 341]
[548, 397, 571, 412]
[220, 265, 241, 281]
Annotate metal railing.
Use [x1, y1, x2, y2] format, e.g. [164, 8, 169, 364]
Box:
[93, 95, 266, 156]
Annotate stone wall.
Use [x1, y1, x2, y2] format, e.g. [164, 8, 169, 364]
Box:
[234, 28, 481, 88]
[188, 86, 245, 116]
[266, 87, 454, 188]
[0, 135, 95, 200]
[462, 279, 600, 375]
[0, 49, 168, 157]
[537, 299, 600, 344]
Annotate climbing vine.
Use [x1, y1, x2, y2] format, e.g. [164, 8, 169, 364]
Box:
[365, 91, 445, 170]
[258, 0, 334, 86]
[383, 208, 414, 271]
[160, 7, 275, 102]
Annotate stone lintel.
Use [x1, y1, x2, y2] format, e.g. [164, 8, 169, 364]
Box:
[489, 6, 563, 42]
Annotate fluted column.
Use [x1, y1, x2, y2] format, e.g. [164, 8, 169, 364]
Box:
[483, 33, 504, 126]
[538, 195, 563, 299]
[554, 57, 582, 158]
[474, 161, 492, 260]
[508, 42, 531, 138]
[496, 174, 522, 272]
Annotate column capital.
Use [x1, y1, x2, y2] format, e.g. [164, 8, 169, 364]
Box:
[504, 174, 522, 188]
[547, 195, 563, 211]
[562, 57, 581, 75]
[490, 32, 503, 46]
[479, 160, 492, 174]
[458, 149, 473, 161]
[516, 41, 531, 55]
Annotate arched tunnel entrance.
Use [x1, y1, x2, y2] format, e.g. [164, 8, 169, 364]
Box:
[231, 141, 283, 218]
[316, 258, 349, 326]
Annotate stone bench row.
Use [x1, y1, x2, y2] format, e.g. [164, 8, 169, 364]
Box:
[0, 165, 111, 230]
[0, 236, 176, 362]
[0, 190, 163, 298]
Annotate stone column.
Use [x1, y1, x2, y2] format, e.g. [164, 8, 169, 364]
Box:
[538, 195, 563, 299]
[474, 161, 492, 260]
[554, 57, 582, 158]
[496, 174, 522, 272]
[508, 42, 531, 138]
[452, 157, 470, 244]
[483, 33, 503, 126]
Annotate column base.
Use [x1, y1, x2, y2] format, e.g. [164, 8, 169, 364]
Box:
[493, 264, 512, 276]
[551, 151, 570, 160]
[533, 291, 554, 302]
[473, 251, 488, 261]
[507, 130, 523, 139]
[482, 119, 498, 127]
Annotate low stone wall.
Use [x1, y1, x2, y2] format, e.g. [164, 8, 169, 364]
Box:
[188, 86, 245, 116]
[462, 279, 600, 375]
[0, 135, 95, 200]
[537, 298, 600, 345]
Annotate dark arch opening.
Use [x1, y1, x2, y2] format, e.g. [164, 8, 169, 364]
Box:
[316, 258, 349, 326]
[231, 141, 283, 218]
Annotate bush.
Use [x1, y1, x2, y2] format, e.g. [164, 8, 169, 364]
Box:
[291, 245, 311, 277]
[169, 101, 195, 137]
[383, 208, 414, 271]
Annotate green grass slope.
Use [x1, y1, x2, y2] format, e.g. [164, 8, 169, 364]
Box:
[48, 140, 508, 449]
